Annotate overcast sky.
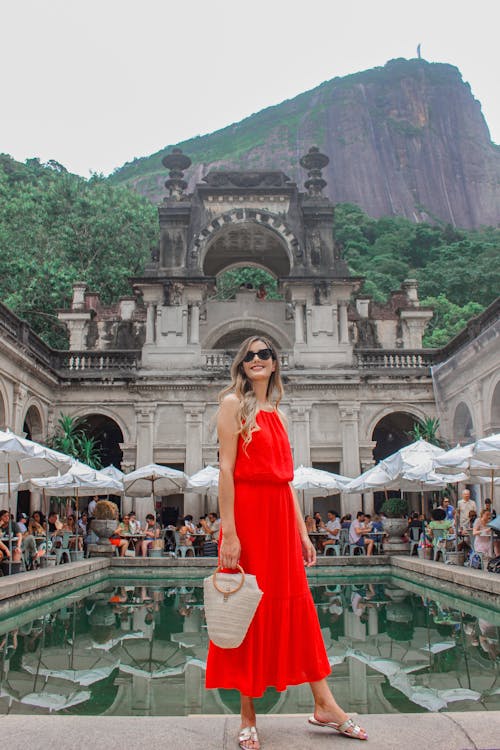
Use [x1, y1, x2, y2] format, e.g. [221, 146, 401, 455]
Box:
[2, 0, 499, 177]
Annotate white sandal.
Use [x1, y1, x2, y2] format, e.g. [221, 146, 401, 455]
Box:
[238, 725, 260, 749]
[309, 715, 368, 740]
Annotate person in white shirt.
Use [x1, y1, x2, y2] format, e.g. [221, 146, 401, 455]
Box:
[128, 511, 141, 533]
[322, 510, 341, 549]
[87, 496, 98, 517]
[457, 489, 477, 530]
[201, 512, 221, 542]
[348, 512, 374, 555]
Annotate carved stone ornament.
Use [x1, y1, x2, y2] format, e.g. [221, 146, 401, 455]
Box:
[162, 148, 191, 200]
[300, 146, 329, 197]
[202, 171, 292, 188]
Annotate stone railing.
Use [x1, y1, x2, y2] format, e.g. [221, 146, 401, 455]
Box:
[203, 350, 290, 370]
[356, 349, 436, 371]
[54, 350, 141, 377]
[0, 301, 55, 371]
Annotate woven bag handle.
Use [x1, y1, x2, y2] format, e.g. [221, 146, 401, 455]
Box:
[212, 564, 245, 596]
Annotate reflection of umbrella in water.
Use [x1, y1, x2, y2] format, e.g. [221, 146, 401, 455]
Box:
[22, 646, 119, 686]
[2, 672, 90, 711]
[114, 638, 187, 678]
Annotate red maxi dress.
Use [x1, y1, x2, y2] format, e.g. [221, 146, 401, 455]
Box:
[205, 409, 331, 697]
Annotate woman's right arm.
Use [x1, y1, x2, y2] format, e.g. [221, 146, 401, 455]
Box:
[217, 394, 241, 569]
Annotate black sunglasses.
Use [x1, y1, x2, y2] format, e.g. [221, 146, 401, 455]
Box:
[242, 347, 274, 363]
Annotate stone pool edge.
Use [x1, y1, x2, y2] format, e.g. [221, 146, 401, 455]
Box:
[1, 711, 499, 750]
[0, 555, 499, 609]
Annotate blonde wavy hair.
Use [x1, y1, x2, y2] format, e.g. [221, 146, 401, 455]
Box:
[218, 335, 284, 451]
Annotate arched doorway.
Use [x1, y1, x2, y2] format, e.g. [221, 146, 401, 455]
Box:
[371, 411, 420, 514]
[82, 414, 124, 468]
[23, 405, 44, 442]
[212, 328, 282, 350]
[0, 388, 6, 429]
[372, 411, 419, 464]
[490, 381, 500, 433]
[201, 217, 293, 278]
[453, 402, 474, 442]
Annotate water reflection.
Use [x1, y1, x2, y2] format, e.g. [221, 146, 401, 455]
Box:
[0, 578, 498, 715]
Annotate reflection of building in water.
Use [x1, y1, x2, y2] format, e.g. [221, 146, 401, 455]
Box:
[0, 147, 499, 521]
[2, 580, 498, 717]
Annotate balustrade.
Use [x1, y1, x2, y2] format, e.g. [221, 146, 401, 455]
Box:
[356, 349, 436, 370]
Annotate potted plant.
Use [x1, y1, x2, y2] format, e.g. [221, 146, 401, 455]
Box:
[381, 496, 409, 554]
[91, 500, 119, 545]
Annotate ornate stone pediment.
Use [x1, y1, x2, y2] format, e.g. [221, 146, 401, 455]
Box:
[202, 171, 292, 188]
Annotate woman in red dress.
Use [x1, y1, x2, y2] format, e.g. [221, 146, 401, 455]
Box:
[205, 336, 367, 748]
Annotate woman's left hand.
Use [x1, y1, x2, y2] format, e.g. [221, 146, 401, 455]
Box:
[301, 536, 316, 567]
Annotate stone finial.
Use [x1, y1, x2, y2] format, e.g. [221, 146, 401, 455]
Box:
[162, 148, 192, 200]
[71, 282, 88, 310]
[300, 146, 329, 197]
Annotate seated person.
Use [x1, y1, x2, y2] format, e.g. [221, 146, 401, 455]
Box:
[473, 509, 500, 559]
[136, 514, 161, 557]
[60, 515, 83, 550]
[128, 511, 141, 533]
[314, 511, 326, 531]
[47, 512, 63, 536]
[0, 508, 39, 567]
[305, 515, 316, 534]
[341, 513, 352, 529]
[78, 511, 89, 537]
[427, 507, 453, 551]
[110, 514, 131, 556]
[28, 511, 45, 537]
[183, 514, 197, 535]
[322, 510, 341, 548]
[348, 512, 374, 555]
[200, 512, 221, 542]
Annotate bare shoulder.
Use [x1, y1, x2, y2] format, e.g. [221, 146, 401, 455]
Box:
[219, 393, 240, 414]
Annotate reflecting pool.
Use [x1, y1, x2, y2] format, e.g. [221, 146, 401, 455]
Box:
[0, 574, 499, 715]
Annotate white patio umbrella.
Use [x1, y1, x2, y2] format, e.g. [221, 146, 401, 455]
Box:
[380, 439, 446, 480]
[435, 438, 500, 501]
[186, 465, 219, 496]
[0, 429, 73, 570]
[100, 464, 126, 482]
[0, 429, 73, 488]
[292, 465, 351, 515]
[28, 461, 124, 552]
[344, 463, 398, 494]
[123, 464, 188, 511]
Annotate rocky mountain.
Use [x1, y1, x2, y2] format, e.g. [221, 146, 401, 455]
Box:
[110, 58, 500, 229]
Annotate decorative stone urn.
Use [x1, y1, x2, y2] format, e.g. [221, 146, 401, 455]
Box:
[90, 519, 117, 545]
[383, 518, 408, 554]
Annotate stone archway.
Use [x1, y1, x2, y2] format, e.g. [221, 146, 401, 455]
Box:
[80, 413, 124, 468]
[196, 211, 298, 277]
[0, 387, 6, 429]
[371, 411, 420, 463]
[23, 404, 44, 442]
[490, 380, 500, 433]
[203, 317, 293, 351]
[453, 402, 474, 442]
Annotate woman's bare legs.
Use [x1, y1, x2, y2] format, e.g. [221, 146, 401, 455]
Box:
[310, 678, 367, 739]
[240, 695, 260, 749]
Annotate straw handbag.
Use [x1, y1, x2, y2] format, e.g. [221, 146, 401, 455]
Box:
[203, 565, 263, 648]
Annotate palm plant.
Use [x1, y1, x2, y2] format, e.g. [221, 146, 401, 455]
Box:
[407, 417, 445, 447]
[49, 413, 102, 468]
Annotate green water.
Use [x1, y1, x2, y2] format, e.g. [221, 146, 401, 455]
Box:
[0, 574, 499, 716]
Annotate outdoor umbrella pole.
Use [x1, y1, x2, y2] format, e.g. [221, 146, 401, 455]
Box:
[75, 489, 79, 556]
[43, 489, 49, 560]
[7, 463, 13, 575]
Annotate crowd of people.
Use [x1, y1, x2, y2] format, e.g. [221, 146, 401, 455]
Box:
[1, 489, 498, 572]
[0, 499, 222, 570]
[304, 489, 499, 566]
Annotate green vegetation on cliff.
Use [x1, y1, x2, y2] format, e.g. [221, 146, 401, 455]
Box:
[0, 155, 157, 347]
[0, 155, 498, 349]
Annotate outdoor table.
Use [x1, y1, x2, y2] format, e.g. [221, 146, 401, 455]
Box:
[308, 531, 329, 551]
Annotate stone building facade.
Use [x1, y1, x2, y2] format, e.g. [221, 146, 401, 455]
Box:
[0, 148, 499, 519]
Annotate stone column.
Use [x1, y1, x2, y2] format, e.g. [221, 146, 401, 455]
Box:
[145, 303, 156, 344]
[338, 300, 349, 344]
[189, 303, 200, 345]
[184, 405, 205, 518]
[133, 406, 156, 519]
[294, 303, 305, 344]
[340, 403, 361, 516]
[290, 401, 311, 468]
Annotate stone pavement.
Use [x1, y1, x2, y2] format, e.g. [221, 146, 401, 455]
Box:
[1, 712, 499, 750]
